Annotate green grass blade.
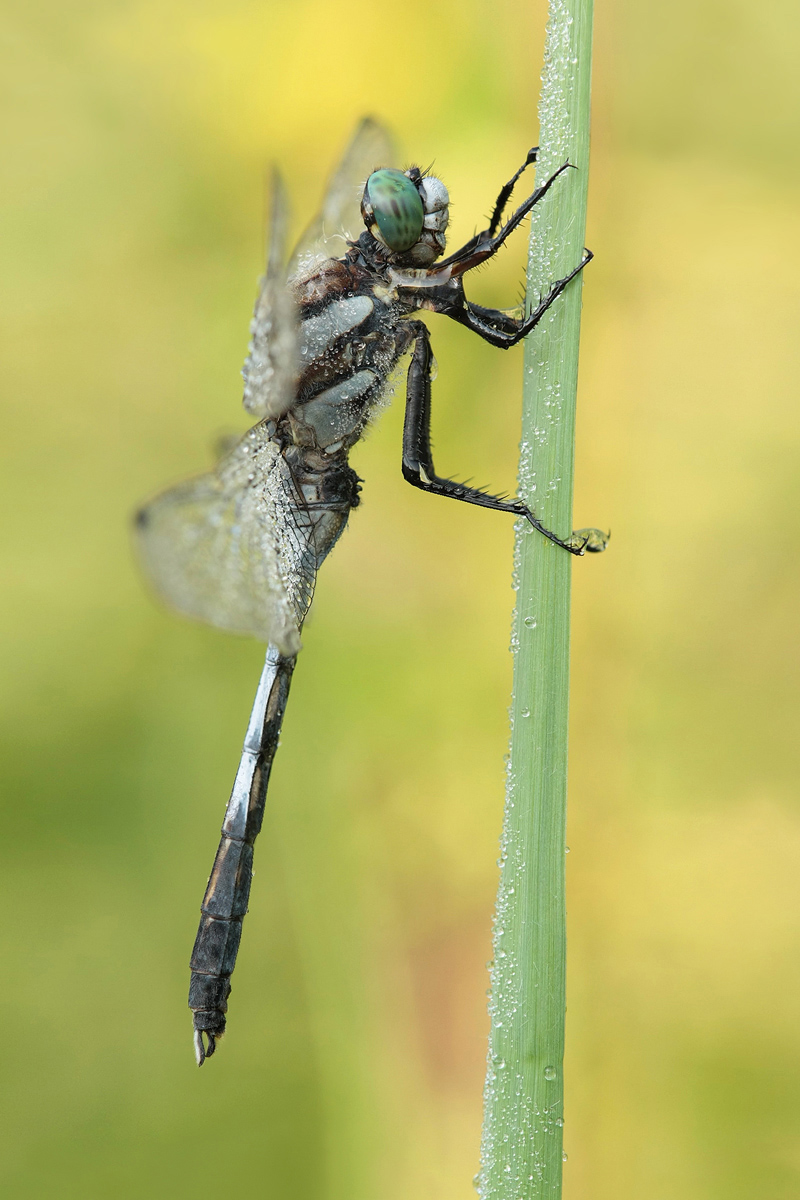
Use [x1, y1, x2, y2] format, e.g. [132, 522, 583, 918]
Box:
[477, 0, 595, 1195]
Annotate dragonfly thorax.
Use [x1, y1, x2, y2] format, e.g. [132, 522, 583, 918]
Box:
[361, 167, 449, 267]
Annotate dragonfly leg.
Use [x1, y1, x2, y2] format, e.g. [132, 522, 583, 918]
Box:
[401, 322, 603, 554]
[434, 161, 574, 276]
[488, 146, 538, 236]
[452, 249, 594, 349]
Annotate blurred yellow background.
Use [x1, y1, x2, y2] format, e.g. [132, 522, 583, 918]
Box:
[2, 0, 798, 1196]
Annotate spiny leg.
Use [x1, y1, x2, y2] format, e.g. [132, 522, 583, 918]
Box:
[435, 161, 574, 277]
[411, 248, 594, 349]
[401, 322, 599, 554]
[455, 250, 594, 348]
[488, 146, 538, 236]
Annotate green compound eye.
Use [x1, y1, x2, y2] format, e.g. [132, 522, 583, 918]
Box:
[365, 169, 424, 252]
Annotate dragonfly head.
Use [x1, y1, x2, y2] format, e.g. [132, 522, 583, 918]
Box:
[361, 167, 449, 267]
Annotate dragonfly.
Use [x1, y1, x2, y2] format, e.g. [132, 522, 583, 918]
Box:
[135, 118, 607, 1066]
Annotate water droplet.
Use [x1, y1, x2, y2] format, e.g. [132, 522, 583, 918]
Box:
[555, 1117, 564, 1127]
[544, 1065, 557, 1080]
[565, 846, 570, 853]
[520, 707, 531, 718]
[562, 1150, 568, 1161]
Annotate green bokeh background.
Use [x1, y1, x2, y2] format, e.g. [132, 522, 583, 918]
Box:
[2, 1, 798, 1196]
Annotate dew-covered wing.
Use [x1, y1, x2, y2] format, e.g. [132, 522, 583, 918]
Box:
[135, 426, 317, 655]
[288, 117, 394, 274]
[242, 170, 299, 421]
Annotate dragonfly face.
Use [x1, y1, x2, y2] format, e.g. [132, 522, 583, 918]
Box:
[361, 166, 450, 265]
[135, 118, 607, 1065]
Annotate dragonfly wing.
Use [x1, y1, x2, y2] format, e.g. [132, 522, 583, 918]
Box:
[242, 170, 299, 421]
[135, 426, 317, 655]
[289, 117, 395, 274]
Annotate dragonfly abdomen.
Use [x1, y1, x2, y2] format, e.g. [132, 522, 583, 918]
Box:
[189, 648, 296, 1065]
